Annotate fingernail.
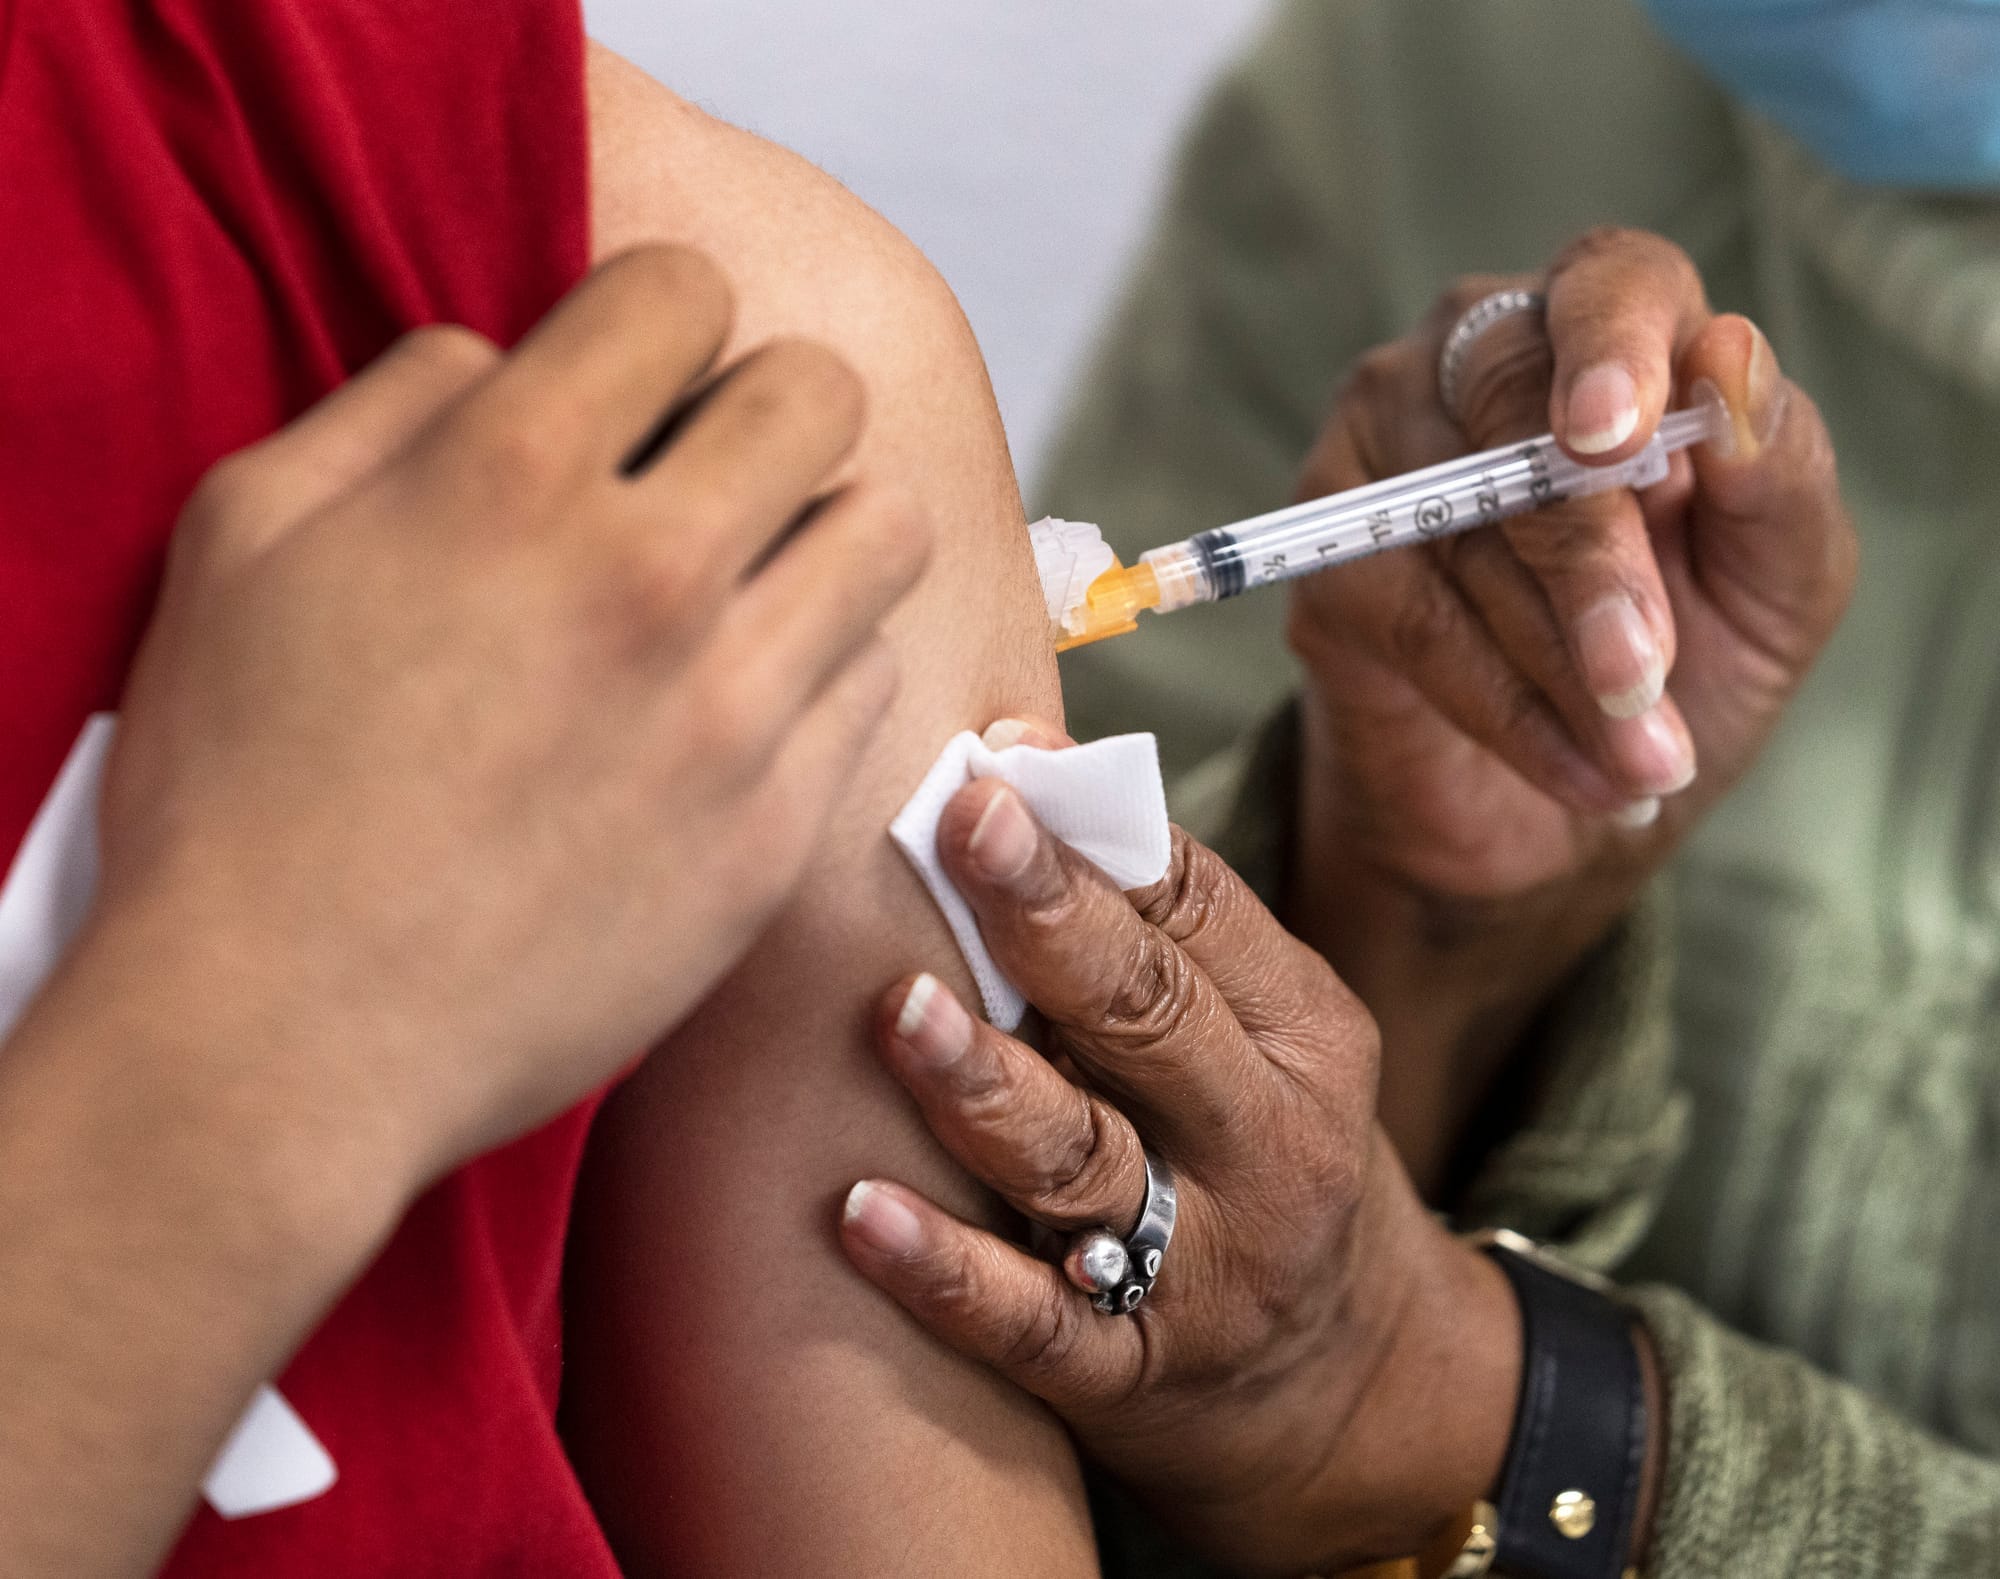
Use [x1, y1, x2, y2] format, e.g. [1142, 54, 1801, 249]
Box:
[1687, 377, 1737, 460]
[893, 972, 972, 1069]
[1566, 363, 1641, 455]
[1632, 708, 1696, 796]
[981, 719, 1035, 752]
[967, 786, 1039, 887]
[843, 1181, 924, 1257]
[1746, 323, 1788, 448]
[1614, 797, 1662, 830]
[1576, 596, 1665, 719]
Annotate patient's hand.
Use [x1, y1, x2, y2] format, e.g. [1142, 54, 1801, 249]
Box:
[107, 248, 924, 1184]
[1279, 229, 1855, 1189]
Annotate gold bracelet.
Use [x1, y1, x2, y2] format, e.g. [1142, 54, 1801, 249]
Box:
[1428, 1500, 1499, 1579]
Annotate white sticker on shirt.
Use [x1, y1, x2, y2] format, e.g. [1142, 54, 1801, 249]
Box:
[0, 715, 337, 1518]
[201, 1383, 338, 1518]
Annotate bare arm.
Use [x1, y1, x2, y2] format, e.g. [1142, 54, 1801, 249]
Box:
[557, 47, 1096, 1577]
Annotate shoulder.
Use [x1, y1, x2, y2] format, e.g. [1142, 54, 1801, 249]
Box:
[581, 42, 961, 329]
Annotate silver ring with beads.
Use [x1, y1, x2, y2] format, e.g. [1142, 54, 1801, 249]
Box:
[1061, 1150, 1177, 1316]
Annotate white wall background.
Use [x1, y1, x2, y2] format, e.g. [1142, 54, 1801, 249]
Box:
[581, 1, 1271, 482]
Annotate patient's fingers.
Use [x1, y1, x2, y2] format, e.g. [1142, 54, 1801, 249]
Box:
[175, 324, 499, 576]
[875, 974, 1152, 1234]
[626, 338, 866, 594]
[477, 244, 734, 475]
[707, 483, 930, 755]
[838, 1180, 1141, 1416]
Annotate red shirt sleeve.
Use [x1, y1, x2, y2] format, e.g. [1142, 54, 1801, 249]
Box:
[0, 2, 620, 1572]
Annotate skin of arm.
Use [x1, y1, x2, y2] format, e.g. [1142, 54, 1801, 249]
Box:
[0, 921, 406, 1577]
[556, 47, 1096, 1578]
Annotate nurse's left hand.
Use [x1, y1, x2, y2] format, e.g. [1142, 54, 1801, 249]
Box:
[839, 747, 1526, 1574]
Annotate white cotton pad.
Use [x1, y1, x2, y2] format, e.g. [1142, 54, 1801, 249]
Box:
[0, 716, 337, 1519]
[889, 731, 1172, 1030]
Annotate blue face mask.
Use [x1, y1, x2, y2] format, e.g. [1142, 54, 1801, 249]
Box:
[1641, 1, 2000, 190]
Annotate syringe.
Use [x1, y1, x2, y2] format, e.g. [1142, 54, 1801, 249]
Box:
[1040, 396, 1731, 652]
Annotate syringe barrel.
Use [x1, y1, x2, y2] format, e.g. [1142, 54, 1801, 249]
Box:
[1156, 396, 1728, 604]
[1139, 542, 1212, 611]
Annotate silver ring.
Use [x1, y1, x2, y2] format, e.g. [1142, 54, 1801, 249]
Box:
[1061, 1150, 1177, 1316]
[1437, 287, 1546, 422]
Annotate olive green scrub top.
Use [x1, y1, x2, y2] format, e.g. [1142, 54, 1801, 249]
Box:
[1039, 2, 2000, 1572]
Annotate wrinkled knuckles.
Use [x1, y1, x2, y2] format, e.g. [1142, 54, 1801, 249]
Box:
[1383, 569, 1464, 672]
[1130, 828, 1224, 943]
[1097, 929, 1202, 1045]
[1481, 662, 1554, 752]
[1005, 840, 1096, 927]
[993, 1274, 1090, 1384]
[1505, 499, 1625, 570]
[1025, 1094, 1144, 1225]
[1452, 331, 1557, 441]
[937, 1035, 1017, 1121]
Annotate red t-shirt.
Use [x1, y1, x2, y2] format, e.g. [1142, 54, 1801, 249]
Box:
[0, 1, 621, 1571]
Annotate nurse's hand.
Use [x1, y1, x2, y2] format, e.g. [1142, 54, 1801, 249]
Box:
[840, 772, 1530, 1575]
[1282, 229, 1855, 1186]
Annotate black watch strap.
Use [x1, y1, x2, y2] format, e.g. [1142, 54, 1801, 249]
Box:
[1482, 1237, 1647, 1579]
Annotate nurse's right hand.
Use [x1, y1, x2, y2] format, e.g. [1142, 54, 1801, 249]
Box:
[1282, 229, 1854, 1184]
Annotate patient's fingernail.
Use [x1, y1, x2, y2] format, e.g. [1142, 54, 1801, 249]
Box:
[1577, 596, 1665, 719]
[1566, 363, 1641, 455]
[1614, 797, 1662, 830]
[968, 786, 1038, 887]
[982, 719, 1034, 751]
[843, 1181, 924, 1258]
[894, 973, 972, 1069]
[1632, 708, 1696, 796]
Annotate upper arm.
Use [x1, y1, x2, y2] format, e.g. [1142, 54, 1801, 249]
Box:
[559, 46, 1089, 1577]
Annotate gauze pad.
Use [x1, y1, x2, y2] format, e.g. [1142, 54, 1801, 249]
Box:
[889, 731, 1172, 1030]
[0, 716, 337, 1518]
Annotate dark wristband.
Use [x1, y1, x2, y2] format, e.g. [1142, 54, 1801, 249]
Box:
[1479, 1233, 1647, 1579]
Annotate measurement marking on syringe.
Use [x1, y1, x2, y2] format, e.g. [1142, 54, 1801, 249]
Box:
[1067, 400, 1729, 640]
[1475, 473, 1501, 525]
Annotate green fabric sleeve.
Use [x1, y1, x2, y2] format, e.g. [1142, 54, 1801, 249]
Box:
[1634, 1286, 2000, 1577]
[1183, 704, 1689, 1273]
[1452, 890, 1689, 1277]
[1176, 715, 2000, 1578]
